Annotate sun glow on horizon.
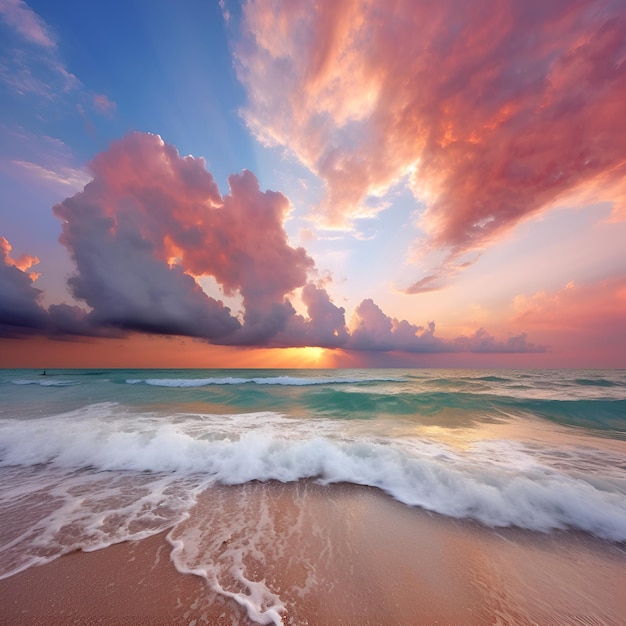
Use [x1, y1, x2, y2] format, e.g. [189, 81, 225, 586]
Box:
[271, 346, 331, 367]
[0, 336, 340, 369]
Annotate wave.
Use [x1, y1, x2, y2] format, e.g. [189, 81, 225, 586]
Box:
[11, 379, 80, 387]
[296, 388, 626, 431]
[126, 375, 401, 387]
[508, 397, 626, 433]
[473, 375, 513, 383]
[573, 378, 625, 388]
[1, 409, 625, 542]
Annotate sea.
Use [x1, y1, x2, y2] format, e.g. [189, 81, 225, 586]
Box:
[1, 368, 625, 623]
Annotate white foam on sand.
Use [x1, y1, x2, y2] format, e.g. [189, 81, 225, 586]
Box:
[1, 406, 625, 549]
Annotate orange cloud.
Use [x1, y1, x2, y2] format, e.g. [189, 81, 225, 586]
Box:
[0, 236, 39, 277]
[0, 236, 45, 335]
[238, 0, 626, 283]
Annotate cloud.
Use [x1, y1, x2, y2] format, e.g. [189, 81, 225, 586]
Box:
[300, 282, 349, 345]
[1, 132, 544, 354]
[347, 299, 441, 352]
[53, 132, 316, 343]
[0, 235, 46, 335]
[450, 328, 545, 354]
[0, 236, 113, 338]
[0, 0, 78, 96]
[0, 0, 115, 126]
[277, 282, 349, 348]
[0, 125, 91, 201]
[92, 93, 117, 117]
[219, 0, 231, 24]
[1, 236, 38, 274]
[346, 298, 545, 353]
[510, 277, 626, 363]
[513, 277, 626, 332]
[0, 0, 54, 48]
[237, 0, 626, 279]
[10, 159, 90, 189]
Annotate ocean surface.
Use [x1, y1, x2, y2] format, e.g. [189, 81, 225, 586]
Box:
[1, 368, 625, 622]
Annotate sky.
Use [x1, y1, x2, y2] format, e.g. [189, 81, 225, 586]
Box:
[1, 0, 625, 369]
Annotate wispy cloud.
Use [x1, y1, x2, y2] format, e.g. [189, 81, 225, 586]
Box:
[92, 93, 117, 118]
[219, 0, 231, 24]
[11, 159, 90, 189]
[0, 0, 78, 97]
[0, 0, 54, 47]
[0, 124, 90, 195]
[237, 0, 626, 288]
[0, 0, 116, 114]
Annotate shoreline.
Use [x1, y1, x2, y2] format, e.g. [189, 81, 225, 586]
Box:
[0, 531, 212, 625]
[0, 481, 624, 625]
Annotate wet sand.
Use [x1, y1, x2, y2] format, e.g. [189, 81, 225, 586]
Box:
[0, 481, 624, 625]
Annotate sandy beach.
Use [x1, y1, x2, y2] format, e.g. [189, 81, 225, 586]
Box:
[1, 481, 624, 625]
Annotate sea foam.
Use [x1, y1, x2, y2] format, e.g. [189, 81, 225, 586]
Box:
[1, 407, 625, 543]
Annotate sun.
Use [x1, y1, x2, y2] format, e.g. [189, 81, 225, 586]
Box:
[267, 346, 330, 368]
[302, 346, 325, 364]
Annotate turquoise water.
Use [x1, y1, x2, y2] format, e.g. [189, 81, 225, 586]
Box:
[0, 369, 625, 589]
[3, 368, 625, 431]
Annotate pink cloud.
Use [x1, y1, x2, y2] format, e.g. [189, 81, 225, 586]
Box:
[1, 235, 39, 275]
[514, 277, 626, 332]
[219, 0, 231, 24]
[508, 277, 626, 365]
[92, 93, 117, 117]
[0, 0, 54, 47]
[53, 133, 321, 343]
[238, 0, 626, 285]
[61, 135, 418, 349]
[0, 133, 545, 355]
[23, 132, 539, 354]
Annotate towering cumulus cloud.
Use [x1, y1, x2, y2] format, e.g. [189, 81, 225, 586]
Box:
[53, 132, 316, 343]
[237, 0, 626, 287]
